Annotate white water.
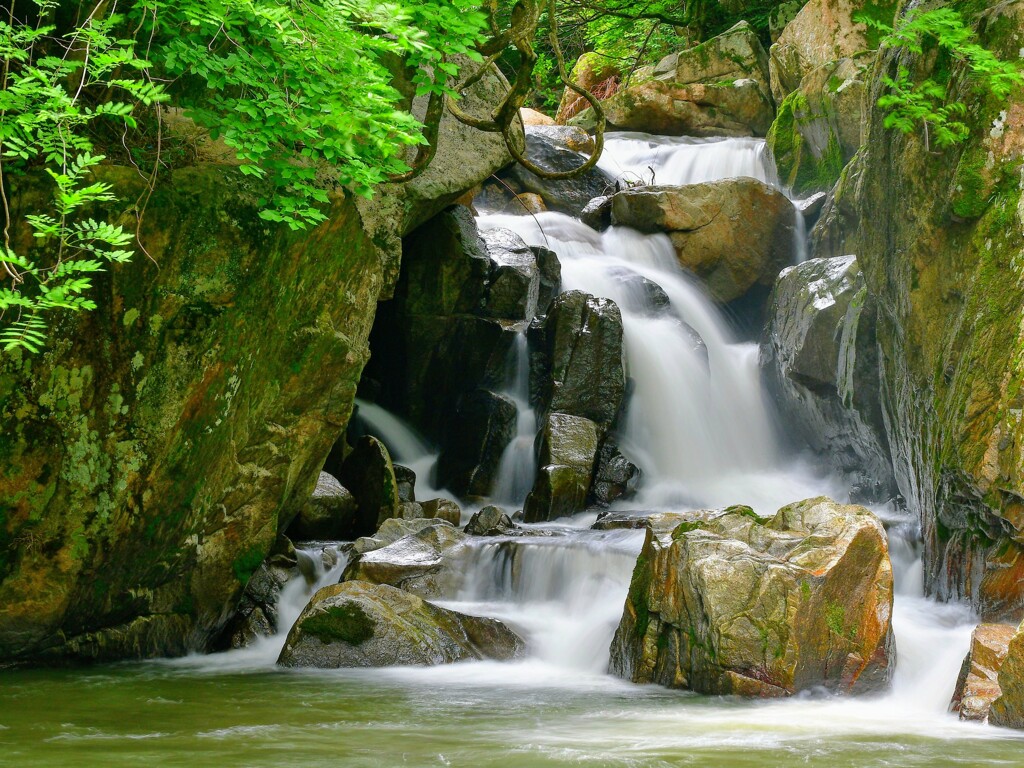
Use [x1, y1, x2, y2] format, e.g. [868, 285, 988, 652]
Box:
[185, 132, 993, 748]
[353, 399, 442, 501]
[492, 333, 538, 505]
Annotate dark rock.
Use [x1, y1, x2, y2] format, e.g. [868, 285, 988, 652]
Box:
[436, 390, 517, 499]
[480, 228, 540, 320]
[760, 255, 896, 501]
[580, 195, 613, 231]
[533, 245, 562, 314]
[507, 128, 616, 216]
[523, 413, 601, 523]
[288, 472, 358, 541]
[277, 581, 525, 668]
[590, 440, 641, 506]
[607, 268, 672, 316]
[530, 291, 625, 430]
[339, 436, 401, 537]
[420, 498, 463, 526]
[465, 505, 518, 536]
[393, 465, 417, 504]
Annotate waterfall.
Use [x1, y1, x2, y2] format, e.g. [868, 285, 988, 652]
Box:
[491, 333, 538, 505]
[353, 399, 442, 501]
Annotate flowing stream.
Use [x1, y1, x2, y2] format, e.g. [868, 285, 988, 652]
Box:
[1, 133, 1022, 767]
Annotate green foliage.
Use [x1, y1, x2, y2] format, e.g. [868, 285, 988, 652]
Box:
[0, 4, 167, 354]
[856, 7, 1024, 149]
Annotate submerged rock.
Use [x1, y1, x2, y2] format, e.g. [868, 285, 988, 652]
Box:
[343, 519, 466, 598]
[277, 581, 524, 668]
[609, 497, 895, 696]
[339, 436, 401, 537]
[760, 255, 895, 501]
[609, 180, 795, 304]
[951, 623, 1016, 722]
[288, 472, 358, 541]
[570, 23, 774, 137]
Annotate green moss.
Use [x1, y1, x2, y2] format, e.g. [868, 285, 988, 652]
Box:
[628, 553, 652, 638]
[768, 90, 846, 196]
[800, 579, 812, 601]
[724, 504, 768, 524]
[951, 149, 992, 219]
[858, 1, 900, 50]
[824, 601, 846, 636]
[672, 520, 708, 538]
[302, 603, 374, 645]
[232, 544, 266, 585]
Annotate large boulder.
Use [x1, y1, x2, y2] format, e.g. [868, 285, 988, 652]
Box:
[288, 472, 358, 541]
[814, 5, 1024, 620]
[556, 52, 622, 124]
[950, 623, 1017, 722]
[760, 255, 895, 501]
[435, 389, 517, 499]
[506, 127, 616, 216]
[342, 519, 467, 598]
[277, 581, 524, 668]
[529, 291, 626, 429]
[570, 23, 775, 137]
[479, 228, 541, 320]
[338, 436, 401, 537]
[610, 181, 796, 303]
[523, 413, 600, 523]
[991, 621, 1024, 729]
[609, 498, 895, 696]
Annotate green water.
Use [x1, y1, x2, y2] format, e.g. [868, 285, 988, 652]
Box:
[2, 659, 1022, 768]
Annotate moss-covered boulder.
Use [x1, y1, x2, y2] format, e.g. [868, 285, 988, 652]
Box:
[277, 581, 525, 668]
[761, 255, 895, 500]
[814, 3, 1024, 619]
[951, 622, 1017, 722]
[556, 52, 622, 124]
[991, 621, 1024, 729]
[571, 23, 775, 137]
[523, 413, 600, 523]
[609, 181, 796, 303]
[609, 497, 894, 696]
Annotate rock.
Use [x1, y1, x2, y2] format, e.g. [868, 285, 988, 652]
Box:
[277, 581, 525, 668]
[760, 255, 895, 501]
[556, 52, 622, 124]
[393, 465, 416, 504]
[609, 181, 796, 303]
[420, 498, 463, 526]
[343, 519, 467, 598]
[435, 389, 517, 499]
[507, 127, 616, 216]
[570, 23, 775, 138]
[520, 107, 556, 126]
[607, 268, 672, 317]
[530, 291, 626, 429]
[590, 440, 641, 506]
[950, 623, 1016, 722]
[465, 505, 518, 536]
[398, 501, 424, 520]
[523, 413, 600, 523]
[816, 7, 1024, 619]
[524, 124, 597, 154]
[288, 472, 358, 541]
[480, 228, 541, 320]
[991, 622, 1024, 729]
[352, 517, 447, 555]
[609, 497, 895, 696]
[593, 511, 687, 533]
[580, 196, 612, 231]
[504, 193, 547, 215]
[797, 191, 828, 220]
[339, 436, 401, 537]
[534, 245, 562, 314]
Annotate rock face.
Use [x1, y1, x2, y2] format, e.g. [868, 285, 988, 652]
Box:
[343, 519, 467, 598]
[609, 498, 895, 696]
[991, 622, 1024, 728]
[0, 58, 520, 663]
[277, 581, 524, 668]
[435, 389, 517, 498]
[507, 126, 615, 216]
[815, 5, 1024, 620]
[288, 472, 358, 541]
[950, 623, 1017, 722]
[610, 181, 796, 303]
[761, 255, 895, 500]
[571, 23, 775, 137]
[523, 413, 600, 523]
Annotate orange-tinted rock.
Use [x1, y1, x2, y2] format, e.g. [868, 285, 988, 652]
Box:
[951, 623, 1016, 721]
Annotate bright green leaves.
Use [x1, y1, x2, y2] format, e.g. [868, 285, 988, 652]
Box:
[856, 6, 1024, 150]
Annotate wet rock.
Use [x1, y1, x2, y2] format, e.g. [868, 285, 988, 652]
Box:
[436, 389, 517, 499]
[530, 291, 626, 429]
[520, 107, 556, 126]
[288, 472, 358, 541]
[523, 414, 600, 523]
[465, 505, 518, 536]
[609, 497, 895, 696]
[507, 126, 616, 216]
[570, 23, 774, 137]
[607, 268, 672, 317]
[534, 245, 562, 314]
[343, 520, 467, 598]
[503, 193, 547, 215]
[339, 436, 401, 537]
[277, 581, 525, 668]
[592, 511, 689, 534]
[760, 255, 895, 501]
[580, 196, 613, 231]
[525, 125, 597, 154]
[421, 498, 463, 527]
[590, 440, 642, 506]
[609, 180, 796, 304]
[393, 465, 416, 504]
[991, 622, 1024, 729]
[480, 228, 540, 320]
[951, 623, 1016, 722]
[398, 501, 424, 520]
[797, 191, 828, 220]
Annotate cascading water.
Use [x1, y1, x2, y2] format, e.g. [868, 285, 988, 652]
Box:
[491, 332, 538, 505]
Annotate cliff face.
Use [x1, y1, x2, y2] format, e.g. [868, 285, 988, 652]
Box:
[815, 2, 1024, 619]
[0, 65, 517, 664]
